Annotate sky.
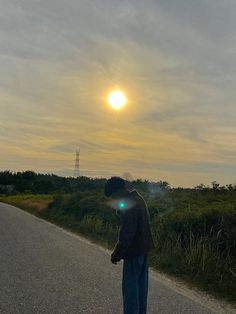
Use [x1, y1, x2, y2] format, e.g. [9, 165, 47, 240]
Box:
[1, 0, 236, 187]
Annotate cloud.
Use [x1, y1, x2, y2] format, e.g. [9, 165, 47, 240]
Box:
[0, 0, 236, 186]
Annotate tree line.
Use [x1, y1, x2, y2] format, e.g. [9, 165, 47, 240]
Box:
[1, 170, 236, 195]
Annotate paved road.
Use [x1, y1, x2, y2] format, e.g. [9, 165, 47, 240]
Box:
[0, 202, 235, 314]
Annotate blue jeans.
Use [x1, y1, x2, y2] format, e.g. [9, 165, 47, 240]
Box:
[122, 254, 148, 314]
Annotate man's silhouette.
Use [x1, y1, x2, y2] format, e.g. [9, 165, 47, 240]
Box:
[104, 177, 156, 314]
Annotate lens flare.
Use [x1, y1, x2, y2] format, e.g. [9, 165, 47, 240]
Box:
[119, 202, 125, 209]
[107, 198, 136, 212]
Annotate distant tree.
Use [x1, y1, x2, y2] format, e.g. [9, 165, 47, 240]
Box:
[35, 178, 55, 194]
[219, 185, 227, 191]
[157, 181, 171, 190]
[226, 184, 236, 191]
[22, 170, 36, 181]
[0, 170, 14, 185]
[194, 183, 206, 190]
[211, 181, 220, 190]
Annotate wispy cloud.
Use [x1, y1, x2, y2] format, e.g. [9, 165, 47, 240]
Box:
[1, 0, 236, 186]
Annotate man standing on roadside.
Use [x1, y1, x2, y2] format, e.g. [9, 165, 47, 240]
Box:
[104, 177, 156, 314]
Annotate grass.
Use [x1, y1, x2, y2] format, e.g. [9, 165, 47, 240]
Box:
[0, 193, 235, 305]
[0, 193, 54, 214]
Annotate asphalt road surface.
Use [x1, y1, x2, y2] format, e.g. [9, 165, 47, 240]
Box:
[0, 202, 235, 314]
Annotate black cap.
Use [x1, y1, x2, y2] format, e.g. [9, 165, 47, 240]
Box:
[104, 176, 126, 197]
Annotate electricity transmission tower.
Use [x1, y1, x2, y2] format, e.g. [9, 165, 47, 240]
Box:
[74, 148, 80, 178]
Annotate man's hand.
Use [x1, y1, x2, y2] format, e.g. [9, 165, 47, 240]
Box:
[111, 254, 120, 265]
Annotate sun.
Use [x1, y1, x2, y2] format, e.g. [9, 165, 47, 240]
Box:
[107, 90, 127, 110]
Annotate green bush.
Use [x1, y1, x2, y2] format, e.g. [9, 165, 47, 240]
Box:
[6, 186, 235, 302]
[78, 215, 103, 235]
[153, 207, 236, 300]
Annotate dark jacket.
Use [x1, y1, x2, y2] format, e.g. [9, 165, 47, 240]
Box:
[111, 189, 157, 260]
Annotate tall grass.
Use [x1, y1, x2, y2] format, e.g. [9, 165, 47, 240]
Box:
[1, 192, 235, 303]
[0, 193, 53, 214]
[152, 208, 236, 301]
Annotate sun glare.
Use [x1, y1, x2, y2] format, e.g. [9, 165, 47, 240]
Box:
[107, 90, 127, 110]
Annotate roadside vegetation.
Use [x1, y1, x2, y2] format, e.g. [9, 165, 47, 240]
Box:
[0, 170, 235, 303]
